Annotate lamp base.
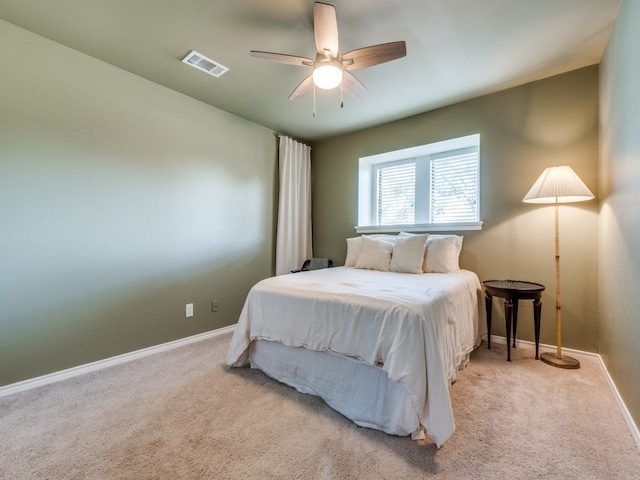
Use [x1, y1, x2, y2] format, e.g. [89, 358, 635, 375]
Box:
[540, 352, 580, 369]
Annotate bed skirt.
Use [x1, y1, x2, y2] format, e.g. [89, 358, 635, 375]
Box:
[249, 339, 469, 438]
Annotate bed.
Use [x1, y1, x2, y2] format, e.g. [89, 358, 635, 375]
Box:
[226, 234, 485, 447]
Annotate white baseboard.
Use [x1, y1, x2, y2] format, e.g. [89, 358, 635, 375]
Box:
[598, 356, 640, 453]
[487, 334, 600, 360]
[488, 335, 640, 452]
[0, 325, 236, 398]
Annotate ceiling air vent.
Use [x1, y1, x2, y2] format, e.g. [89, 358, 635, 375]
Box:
[182, 50, 229, 78]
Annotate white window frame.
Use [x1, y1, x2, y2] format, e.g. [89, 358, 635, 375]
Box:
[356, 134, 483, 233]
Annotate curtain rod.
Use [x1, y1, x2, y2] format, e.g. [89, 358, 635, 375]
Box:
[275, 132, 311, 147]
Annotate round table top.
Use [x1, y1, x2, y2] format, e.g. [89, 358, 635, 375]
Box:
[483, 279, 545, 296]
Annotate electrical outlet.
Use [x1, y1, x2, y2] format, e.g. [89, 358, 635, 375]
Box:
[211, 300, 219, 313]
[186, 303, 194, 318]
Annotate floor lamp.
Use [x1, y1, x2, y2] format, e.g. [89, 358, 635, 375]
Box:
[522, 166, 594, 369]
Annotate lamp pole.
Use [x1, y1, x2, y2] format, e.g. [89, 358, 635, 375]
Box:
[554, 199, 562, 360]
[540, 199, 580, 368]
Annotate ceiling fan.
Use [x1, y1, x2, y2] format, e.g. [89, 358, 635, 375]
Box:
[250, 2, 406, 105]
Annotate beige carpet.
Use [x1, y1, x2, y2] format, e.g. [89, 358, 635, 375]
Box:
[1, 332, 639, 479]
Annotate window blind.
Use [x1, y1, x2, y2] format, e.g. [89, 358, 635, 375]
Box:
[377, 162, 415, 225]
[430, 151, 479, 223]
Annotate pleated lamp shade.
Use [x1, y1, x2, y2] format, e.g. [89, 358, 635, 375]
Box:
[523, 166, 594, 204]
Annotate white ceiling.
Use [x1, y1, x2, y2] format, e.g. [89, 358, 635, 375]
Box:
[0, 0, 620, 142]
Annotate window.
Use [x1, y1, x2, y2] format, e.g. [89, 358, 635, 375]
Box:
[357, 134, 482, 233]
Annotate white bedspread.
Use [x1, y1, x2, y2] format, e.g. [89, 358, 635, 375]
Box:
[226, 267, 483, 447]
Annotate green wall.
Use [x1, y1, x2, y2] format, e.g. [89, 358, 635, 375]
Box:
[311, 66, 600, 352]
[0, 20, 277, 386]
[599, 0, 640, 435]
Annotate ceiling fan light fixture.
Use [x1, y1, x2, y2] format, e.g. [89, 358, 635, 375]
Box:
[312, 62, 343, 90]
[250, 2, 406, 101]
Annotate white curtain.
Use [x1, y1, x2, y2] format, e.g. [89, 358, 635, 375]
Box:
[276, 135, 312, 275]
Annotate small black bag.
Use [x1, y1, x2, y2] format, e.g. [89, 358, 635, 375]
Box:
[291, 258, 334, 273]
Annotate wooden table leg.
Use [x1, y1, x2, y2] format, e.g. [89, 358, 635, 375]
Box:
[504, 299, 513, 361]
[485, 291, 493, 349]
[533, 298, 542, 360]
[512, 299, 519, 348]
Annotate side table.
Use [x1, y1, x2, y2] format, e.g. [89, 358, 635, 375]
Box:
[482, 280, 545, 361]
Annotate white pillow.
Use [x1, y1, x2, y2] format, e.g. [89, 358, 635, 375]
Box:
[345, 234, 399, 266]
[354, 236, 393, 271]
[368, 234, 399, 245]
[390, 234, 428, 274]
[424, 235, 463, 273]
[344, 237, 362, 267]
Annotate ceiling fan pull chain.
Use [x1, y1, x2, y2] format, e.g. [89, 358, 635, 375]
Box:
[313, 84, 316, 118]
[340, 80, 344, 109]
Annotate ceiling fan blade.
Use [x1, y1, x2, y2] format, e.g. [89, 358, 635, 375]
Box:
[342, 41, 407, 70]
[314, 2, 339, 57]
[288, 75, 315, 100]
[250, 51, 314, 67]
[341, 71, 368, 100]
